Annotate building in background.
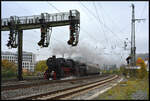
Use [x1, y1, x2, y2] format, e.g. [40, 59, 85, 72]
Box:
[1, 51, 36, 72]
[102, 64, 117, 71]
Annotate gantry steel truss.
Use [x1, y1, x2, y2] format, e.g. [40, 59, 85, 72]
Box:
[1, 10, 80, 80]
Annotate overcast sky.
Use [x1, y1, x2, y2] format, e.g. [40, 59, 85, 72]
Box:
[1, 1, 149, 66]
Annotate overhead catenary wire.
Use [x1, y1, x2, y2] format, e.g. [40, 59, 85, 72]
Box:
[47, 2, 122, 52]
[92, 2, 128, 57]
[79, 2, 124, 43]
[77, 3, 109, 50]
[78, 2, 122, 56]
[79, 2, 125, 52]
[14, 3, 68, 58]
[47, 2, 107, 51]
[2, 2, 137, 64]
[30, 2, 125, 55]
[17, 2, 67, 50]
[47, 2, 61, 12]
[93, 3, 123, 52]
[81, 4, 122, 52]
[15, 3, 128, 58]
[20, 2, 67, 52]
[98, 3, 131, 58]
[47, 2, 68, 34]
[135, 2, 147, 36]
[99, 3, 130, 36]
[7, 3, 42, 52]
[93, 2, 110, 48]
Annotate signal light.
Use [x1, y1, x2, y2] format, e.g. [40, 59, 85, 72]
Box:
[38, 40, 42, 46]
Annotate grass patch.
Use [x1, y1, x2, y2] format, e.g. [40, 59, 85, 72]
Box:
[95, 77, 149, 100]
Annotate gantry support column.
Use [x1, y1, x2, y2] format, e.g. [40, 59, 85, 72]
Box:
[17, 29, 23, 81]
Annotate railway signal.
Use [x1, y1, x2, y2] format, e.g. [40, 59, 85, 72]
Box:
[1, 10, 80, 80]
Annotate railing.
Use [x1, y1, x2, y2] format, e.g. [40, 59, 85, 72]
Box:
[1, 10, 80, 27]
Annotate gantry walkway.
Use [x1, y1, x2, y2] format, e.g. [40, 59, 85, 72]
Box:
[1, 10, 80, 31]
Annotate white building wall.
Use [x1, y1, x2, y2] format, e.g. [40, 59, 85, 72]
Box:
[2, 51, 36, 72]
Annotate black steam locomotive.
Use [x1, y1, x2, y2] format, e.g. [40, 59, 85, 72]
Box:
[44, 56, 100, 80]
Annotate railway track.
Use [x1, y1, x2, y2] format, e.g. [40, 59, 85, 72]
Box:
[1, 74, 108, 91]
[2, 76, 44, 83]
[11, 75, 119, 100]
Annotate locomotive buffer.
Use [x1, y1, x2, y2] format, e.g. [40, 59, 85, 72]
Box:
[1, 10, 80, 80]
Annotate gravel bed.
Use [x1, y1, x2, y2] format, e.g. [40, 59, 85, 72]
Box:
[71, 82, 111, 100]
[1, 76, 105, 100]
[70, 77, 149, 100]
[131, 90, 148, 100]
[71, 77, 121, 100]
[2, 79, 45, 87]
[2, 76, 43, 83]
[2, 81, 39, 88]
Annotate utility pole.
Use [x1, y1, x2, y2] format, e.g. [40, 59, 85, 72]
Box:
[130, 4, 145, 67]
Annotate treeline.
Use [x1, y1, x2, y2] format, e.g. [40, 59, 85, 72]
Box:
[136, 53, 149, 60]
[1, 59, 48, 78]
[2, 60, 17, 78]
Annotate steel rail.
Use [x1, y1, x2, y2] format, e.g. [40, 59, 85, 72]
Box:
[11, 74, 118, 100]
[2, 74, 108, 91]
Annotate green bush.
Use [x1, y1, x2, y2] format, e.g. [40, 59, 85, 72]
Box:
[2, 60, 17, 78]
[2, 70, 17, 78]
[35, 60, 48, 72]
